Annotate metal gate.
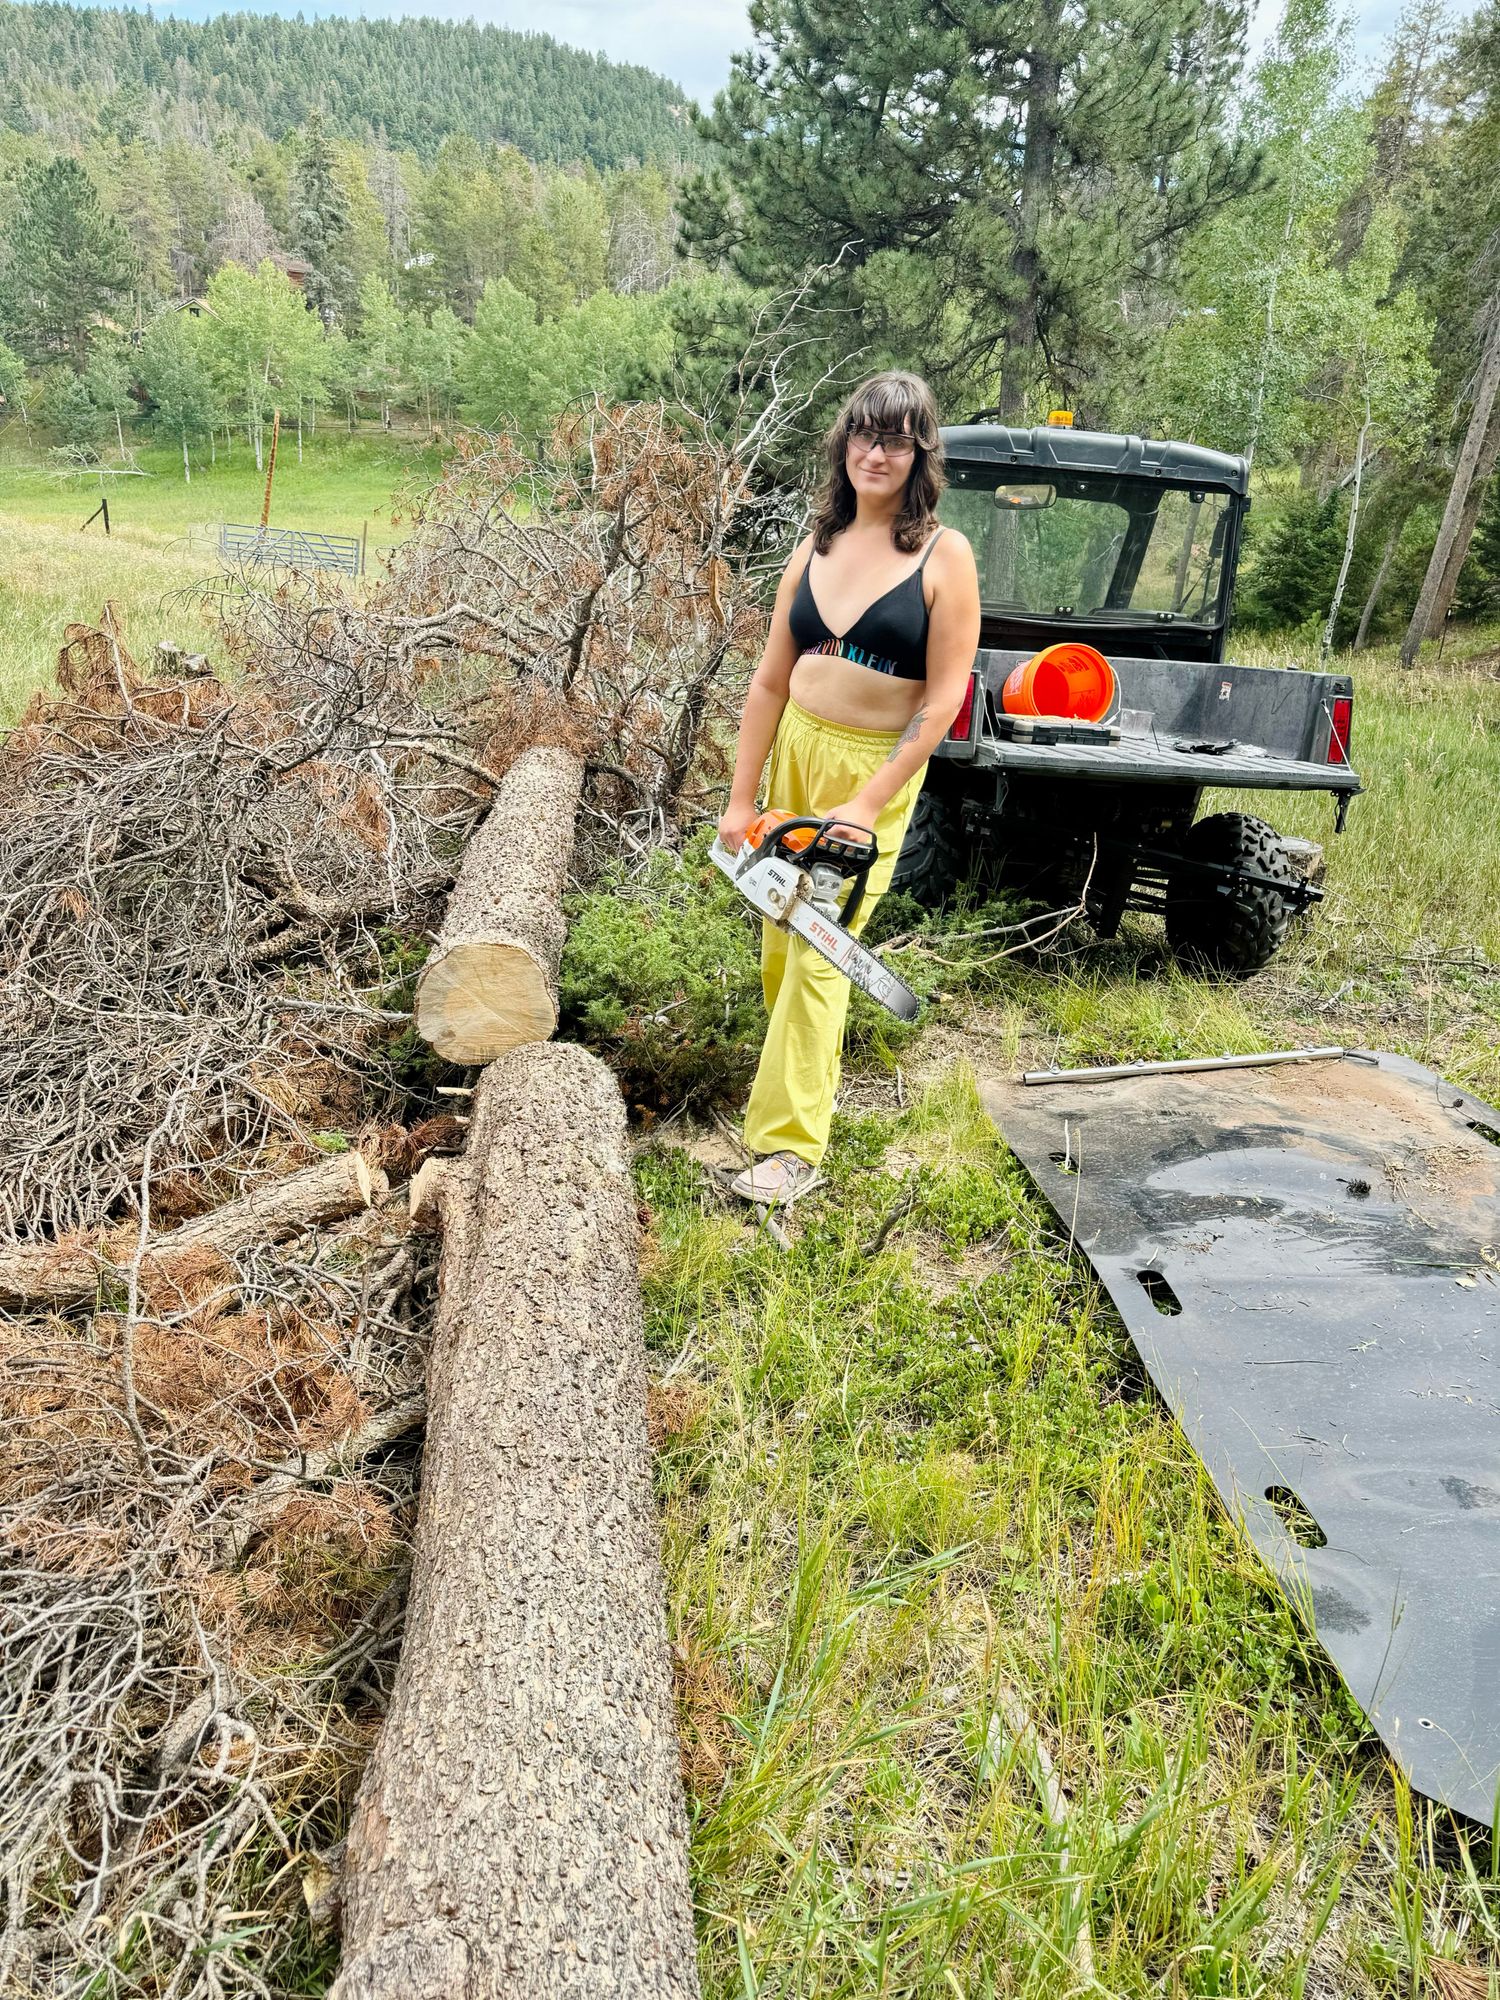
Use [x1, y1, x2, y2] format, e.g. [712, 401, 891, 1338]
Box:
[219, 524, 363, 576]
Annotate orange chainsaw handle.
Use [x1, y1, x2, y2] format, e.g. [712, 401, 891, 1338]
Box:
[744, 811, 879, 928]
[747, 808, 874, 852]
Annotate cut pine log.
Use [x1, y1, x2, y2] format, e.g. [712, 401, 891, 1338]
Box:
[413, 744, 584, 1062]
[0, 1151, 386, 1310]
[331, 1042, 699, 2000]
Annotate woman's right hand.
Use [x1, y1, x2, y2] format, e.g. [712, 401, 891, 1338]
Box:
[718, 799, 757, 854]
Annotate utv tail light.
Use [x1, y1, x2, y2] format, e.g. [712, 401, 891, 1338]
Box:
[1326, 693, 1352, 765]
[948, 674, 978, 742]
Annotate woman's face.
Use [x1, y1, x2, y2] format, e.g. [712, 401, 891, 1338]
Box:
[845, 416, 917, 500]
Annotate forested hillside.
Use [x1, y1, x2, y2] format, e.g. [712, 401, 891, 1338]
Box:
[0, 0, 700, 167]
[0, 0, 699, 444]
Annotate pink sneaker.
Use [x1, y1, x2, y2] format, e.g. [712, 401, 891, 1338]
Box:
[728, 1151, 824, 1206]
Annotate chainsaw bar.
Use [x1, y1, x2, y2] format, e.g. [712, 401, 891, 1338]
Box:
[710, 837, 920, 1022]
[783, 898, 921, 1021]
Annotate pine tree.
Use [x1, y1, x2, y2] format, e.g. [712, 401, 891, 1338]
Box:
[0, 157, 137, 366]
[42, 365, 109, 455]
[290, 108, 352, 326]
[678, 0, 1259, 422]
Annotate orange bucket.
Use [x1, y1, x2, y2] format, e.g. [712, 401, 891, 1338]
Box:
[1002, 643, 1116, 721]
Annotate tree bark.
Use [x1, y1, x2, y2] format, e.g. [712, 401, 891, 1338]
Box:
[332, 1042, 699, 2000]
[1321, 389, 1370, 663]
[998, 0, 1061, 424]
[1428, 399, 1500, 630]
[0, 1151, 386, 1309]
[1401, 295, 1500, 665]
[1246, 193, 1297, 471]
[414, 744, 584, 1063]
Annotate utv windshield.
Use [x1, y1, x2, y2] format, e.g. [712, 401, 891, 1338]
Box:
[937, 466, 1235, 625]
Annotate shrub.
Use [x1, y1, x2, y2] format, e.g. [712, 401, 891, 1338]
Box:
[40, 365, 108, 457]
[559, 829, 948, 1114]
[559, 830, 766, 1112]
[1234, 491, 1343, 635]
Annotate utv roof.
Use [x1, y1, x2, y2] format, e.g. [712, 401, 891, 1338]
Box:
[939, 422, 1250, 498]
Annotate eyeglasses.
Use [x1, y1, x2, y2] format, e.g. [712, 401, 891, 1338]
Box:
[849, 425, 917, 458]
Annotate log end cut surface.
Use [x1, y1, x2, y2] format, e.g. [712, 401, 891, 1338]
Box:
[412, 745, 583, 1064]
[414, 942, 557, 1063]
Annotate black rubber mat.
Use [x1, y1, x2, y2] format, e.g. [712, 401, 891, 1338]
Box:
[983, 1050, 1500, 1825]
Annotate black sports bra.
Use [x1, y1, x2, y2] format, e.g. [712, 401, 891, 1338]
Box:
[787, 528, 947, 681]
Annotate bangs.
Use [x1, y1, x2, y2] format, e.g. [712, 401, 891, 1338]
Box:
[846, 378, 929, 441]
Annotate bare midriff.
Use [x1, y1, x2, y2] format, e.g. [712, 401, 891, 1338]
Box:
[788, 652, 927, 732]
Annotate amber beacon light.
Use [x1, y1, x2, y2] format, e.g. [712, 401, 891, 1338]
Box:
[1046, 409, 1075, 428]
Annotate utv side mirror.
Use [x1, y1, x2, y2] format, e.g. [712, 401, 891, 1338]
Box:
[993, 483, 1056, 510]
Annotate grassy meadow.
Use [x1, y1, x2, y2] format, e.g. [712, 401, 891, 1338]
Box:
[0, 429, 445, 719]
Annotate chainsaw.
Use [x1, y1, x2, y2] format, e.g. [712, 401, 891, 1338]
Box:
[710, 810, 921, 1022]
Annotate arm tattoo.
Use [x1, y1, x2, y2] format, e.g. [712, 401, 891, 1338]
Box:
[884, 707, 926, 764]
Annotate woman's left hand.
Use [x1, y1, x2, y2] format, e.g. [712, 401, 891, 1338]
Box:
[820, 799, 879, 843]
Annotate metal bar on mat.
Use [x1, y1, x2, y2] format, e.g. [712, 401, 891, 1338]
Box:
[1020, 1046, 1351, 1087]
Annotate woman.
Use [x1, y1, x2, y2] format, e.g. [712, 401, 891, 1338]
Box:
[719, 370, 981, 1204]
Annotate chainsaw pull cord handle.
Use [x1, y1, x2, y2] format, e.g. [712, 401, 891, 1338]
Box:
[746, 814, 879, 929]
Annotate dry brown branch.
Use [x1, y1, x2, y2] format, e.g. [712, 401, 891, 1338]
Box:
[0, 1213, 436, 1999]
[0, 1151, 387, 1309]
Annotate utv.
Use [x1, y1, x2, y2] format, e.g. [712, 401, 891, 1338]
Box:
[893, 415, 1361, 974]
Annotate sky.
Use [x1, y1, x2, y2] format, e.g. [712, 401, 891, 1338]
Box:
[88, 0, 1445, 109]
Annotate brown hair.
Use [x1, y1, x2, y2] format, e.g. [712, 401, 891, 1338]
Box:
[808, 370, 946, 555]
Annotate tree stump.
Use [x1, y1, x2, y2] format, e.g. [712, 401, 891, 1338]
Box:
[332, 1041, 699, 2000]
[414, 745, 584, 1062]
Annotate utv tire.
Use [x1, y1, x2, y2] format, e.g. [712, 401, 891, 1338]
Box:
[1165, 812, 1301, 977]
[891, 787, 964, 906]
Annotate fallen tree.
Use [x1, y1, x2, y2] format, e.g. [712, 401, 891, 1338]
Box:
[334, 1043, 700, 2000]
[414, 744, 585, 1062]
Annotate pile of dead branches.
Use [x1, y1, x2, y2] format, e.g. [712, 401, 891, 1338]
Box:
[1, 1205, 432, 1999]
[1, 603, 477, 1242]
[0, 603, 477, 1997]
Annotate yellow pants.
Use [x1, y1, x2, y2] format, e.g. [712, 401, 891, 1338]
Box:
[741, 698, 927, 1166]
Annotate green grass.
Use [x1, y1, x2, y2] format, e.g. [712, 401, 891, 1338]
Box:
[646, 1069, 1500, 1997]
[0, 429, 446, 720]
[1229, 625, 1500, 968]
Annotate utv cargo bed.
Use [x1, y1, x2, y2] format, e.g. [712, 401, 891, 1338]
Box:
[948, 649, 1361, 796]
